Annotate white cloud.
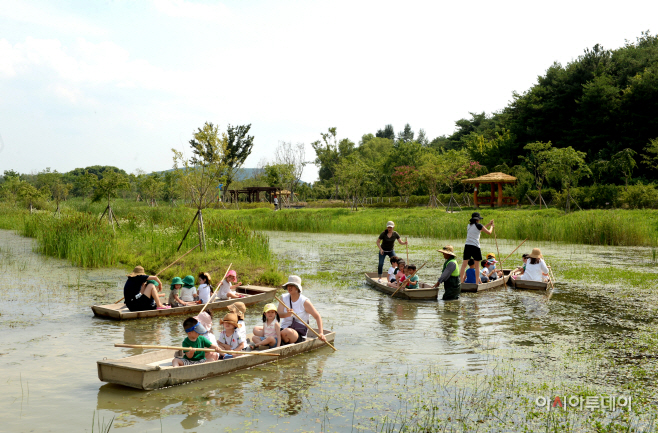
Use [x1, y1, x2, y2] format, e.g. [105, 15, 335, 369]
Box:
[151, 0, 231, 24]
[0, 0, 105, 36]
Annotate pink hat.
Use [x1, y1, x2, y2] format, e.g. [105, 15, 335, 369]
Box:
[227, 270, 237, 278]
[194, 312, 212, 332]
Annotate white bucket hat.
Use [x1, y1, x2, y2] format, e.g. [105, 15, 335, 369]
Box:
[282, 275, 303, 293]
[386, 221, 395, 228]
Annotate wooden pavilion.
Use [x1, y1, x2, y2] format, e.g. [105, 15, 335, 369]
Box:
[461, 172, 518, 208]
[226, 186, 280, 204]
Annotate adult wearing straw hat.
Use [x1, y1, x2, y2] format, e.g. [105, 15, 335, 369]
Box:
[512, 248, 549, 282]
[277, 275, 327, 345]
[124, 266, 164, 311]
[433, 245, 462, 300]
[376, 221, 408, 282]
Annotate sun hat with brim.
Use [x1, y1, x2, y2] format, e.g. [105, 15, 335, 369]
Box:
[194, 311, 213, 332]
[227, 302, 246, 318]
[386, 221, 395, 228]
[487, 253, 496, 259]
[170, 276, 183, 289]
[220, 312, 242, 328]
[127, 266, 147, 277]
[227, 270, 237, 279]
[263, 303, 277, 313]
[182, 275, 195, 287]
[471, 212, 483, 220]
[282, 275, 303, 293]
[436, 245, 456, 257]
[147, 279, 159, 287]
[528, 248, 543, 259]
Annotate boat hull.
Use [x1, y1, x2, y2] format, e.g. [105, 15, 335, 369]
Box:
[510, 278, 549, 290]
[97, 330, 336, 390]
[364, 273, 439, 300]
[461, 275, 510, 292]
[91, 285, 277, 320]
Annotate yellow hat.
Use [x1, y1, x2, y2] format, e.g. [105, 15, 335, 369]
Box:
[263, 303, 277, 313]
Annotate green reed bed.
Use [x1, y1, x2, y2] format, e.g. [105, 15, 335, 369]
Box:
[214, 207, 658, 246]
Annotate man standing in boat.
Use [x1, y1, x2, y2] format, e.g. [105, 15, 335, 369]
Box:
[376, 221, 408, 283]
[278, 276, 327, 344]
[433, 246, 461, 300]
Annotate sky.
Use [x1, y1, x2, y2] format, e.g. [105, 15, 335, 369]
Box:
[0, 0, 656, 183]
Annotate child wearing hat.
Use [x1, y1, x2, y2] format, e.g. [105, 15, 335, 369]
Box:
[172, 317, 221, 367]
[250, 304, 281, 349]
[216, 312, 245, 358]
[512, 248, 549, 282]
[459, 212, 495, 284]
[194, 311, 219, 361]
[168, 277, 189, 307]
[180, 275, 199, 303]
[227, 302, 247, 342]
[218, 270, 244, 300]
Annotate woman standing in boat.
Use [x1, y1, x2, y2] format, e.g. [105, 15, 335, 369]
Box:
[277, 276, 327, 345]
[376, 221, 408, 283]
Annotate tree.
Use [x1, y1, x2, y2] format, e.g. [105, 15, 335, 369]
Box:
[642, 137, 658, 171]
[274, 141, 306, 205]
[611, 148, 637, 190]
[162, 171, 182, 203]
[416, 129, 429, 146]
[545, 146, 592, 213]
[74, 170, 98, 200]
[419, 153, 443, 207]
[92, 171, 130, 229]
[335, 154, 372, 210]
[521, 141, 552, 208]
[435, 150, 483, 212]
[392, 166, 420, 203]
[17, 183, 43, 213]
[376, 124, 395, 140]
[139, 173, 164, 206]
[173, 122, 228, 251]
[223, 124, 254, 197]
[397, 124, 414, 143]
[51, 180, 71, 215]
[464, 129, 516, 169]
[311, 127, 341, 198]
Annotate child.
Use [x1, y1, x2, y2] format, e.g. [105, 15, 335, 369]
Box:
[216, 312, 245, 358]
[172, 317, 221, 367]
[135, 278, 170, 310]
[197, 272, 214, 304]
[513, 254, 529, 276]
[180, 275, 199, 303]
[463, 259, 477, 284]
[168, 277, 188, 307]
[227, 302, 247, 343]
[218, 270, 245, 300]
[194, 311, 219, 361]
[387, 256, 399, 284]
[250, 303, 281, 349]
[487, 259, 503, 279]
[479, 261, 490, 283]
[387, 260, 406, 288]
[404, 264, 419, 289]
[459, 212, 495, 284]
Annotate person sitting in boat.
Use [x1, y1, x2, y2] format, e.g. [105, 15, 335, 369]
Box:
[433, 246, 461, 300]
[218, 270, 245, 300]
[278, 276, 327, 345]
[172, 317, 221, 367]
[194, 311, 219, 361]
[227, 302, 247, 342]
[134, 277, 170, 311]
[216, 312, 246, 358]
[403, 264, 419, 289]
[376, 221, 408, 283]
[197, 272, 214, 304]
[513, 253, 529, 276]
[124, 266, 166, 311]
[482, 260, 502, 281]
[180, 275, 200, 303]
[250, 303, 281, 349]
[459, 213, 495, 284]
[169, 277, 191, 307]
[387, 256, 400, 284]
[478, 261, 490, 284]
[512, 248, 549, 282]
[387, 260, 406, 288]
[463, 259, 477, 284]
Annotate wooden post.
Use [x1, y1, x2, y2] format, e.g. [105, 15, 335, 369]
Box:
[497, 182, 503, 207]
[474, 183, 479, 208]
[490, 183, 494, 208]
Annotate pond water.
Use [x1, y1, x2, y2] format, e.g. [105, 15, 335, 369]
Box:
[1, 229, 657, 432]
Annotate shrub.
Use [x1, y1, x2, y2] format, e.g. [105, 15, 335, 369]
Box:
[617, 184, 658, 209]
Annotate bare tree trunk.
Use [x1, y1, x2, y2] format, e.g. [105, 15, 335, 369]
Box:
[198, 209, 207, 252]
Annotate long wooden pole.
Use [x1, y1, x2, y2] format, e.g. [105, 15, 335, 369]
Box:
[406, 237, 409, 262]
[114, 343, 279, 357]
[499, 238, 528, 266]
[391, 262, 426, 297]
[274, 295, 337, 351]
[198, 263, 232, 315]
[114, 243, 201, 304]
[547, 265, 556, 290]
[493, 227, 500, 264]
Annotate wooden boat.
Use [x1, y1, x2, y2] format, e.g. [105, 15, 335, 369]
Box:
[364, 273, 439, 300]
[509, 277, 550, 290]
[461, 271, 511, 293]
[97, 330, 336, 390]
[91, 285, 277, 320]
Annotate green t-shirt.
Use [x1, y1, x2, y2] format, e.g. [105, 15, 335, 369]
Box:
[407, 275, 419, 289]
[182, 335, 212, 361]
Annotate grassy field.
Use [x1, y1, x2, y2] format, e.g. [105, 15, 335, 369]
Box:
[0, 200, 284, 286]
[209, 207, 658, 247]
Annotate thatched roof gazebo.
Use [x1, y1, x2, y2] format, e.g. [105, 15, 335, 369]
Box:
[462, 172, 518, 208]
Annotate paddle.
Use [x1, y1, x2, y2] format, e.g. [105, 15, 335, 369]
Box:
[391, 262, 426, 297]
[547, 265, 556, 290]
[198, 263, 233, 315]
[492, 225, 500, 264]
[499, 238, 528, 267]
[273, 295, 337, 351]
[114, 243, 202, 304]
[114, 343, 279, 357]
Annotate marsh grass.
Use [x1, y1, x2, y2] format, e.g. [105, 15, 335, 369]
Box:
[214, 207, 658, 247]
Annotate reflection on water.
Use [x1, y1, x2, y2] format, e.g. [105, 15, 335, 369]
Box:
[1, 229, 657, 431]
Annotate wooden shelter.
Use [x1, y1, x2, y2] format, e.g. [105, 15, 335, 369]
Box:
[226, 186, 280, 203]
[462, 172, 518, 208]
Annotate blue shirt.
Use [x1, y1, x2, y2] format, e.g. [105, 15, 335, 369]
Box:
[465, 268, 476, 284]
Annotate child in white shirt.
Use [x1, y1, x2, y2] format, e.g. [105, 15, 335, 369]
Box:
[197, 272, 214, 304]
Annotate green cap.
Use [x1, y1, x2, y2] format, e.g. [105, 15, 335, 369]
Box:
[170, 276, 183, 289]
[182, 275, 195, 288]
[147, 279, 159, 287]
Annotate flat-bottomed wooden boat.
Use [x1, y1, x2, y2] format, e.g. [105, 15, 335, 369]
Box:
[509, 277, 549, 290]
[364, 273, 439, 300]
[97, 330, 336, 390]
[461, 272, 511, 293]
[91, 285, 277, 320]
